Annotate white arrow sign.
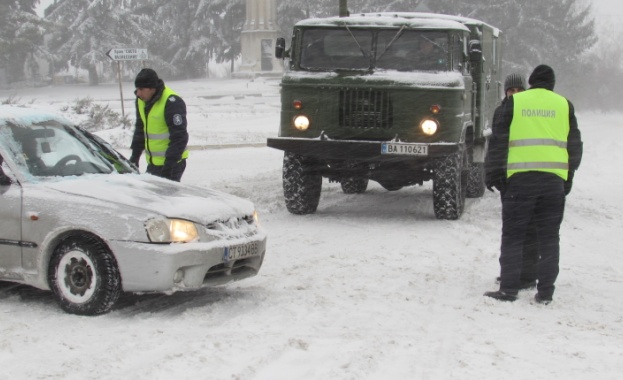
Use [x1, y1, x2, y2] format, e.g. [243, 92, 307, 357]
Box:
[106, 48, 148, 61]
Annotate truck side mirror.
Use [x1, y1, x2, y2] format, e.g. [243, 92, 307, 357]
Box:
[468, 40, 482, 62]
[275, 38, 287, 59]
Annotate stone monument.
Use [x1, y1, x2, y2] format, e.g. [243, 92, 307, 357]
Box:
[237, 0, 281, 76]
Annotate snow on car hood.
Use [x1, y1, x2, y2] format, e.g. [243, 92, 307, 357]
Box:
[43, 173, 255, 224]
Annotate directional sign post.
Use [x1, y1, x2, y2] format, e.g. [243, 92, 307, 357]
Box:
[106, 48, 149, 121]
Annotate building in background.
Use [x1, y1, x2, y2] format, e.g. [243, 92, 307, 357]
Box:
[237, 0, 281, 77]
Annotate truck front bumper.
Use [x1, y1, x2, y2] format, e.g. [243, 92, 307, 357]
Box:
[267, 137, 460, 161]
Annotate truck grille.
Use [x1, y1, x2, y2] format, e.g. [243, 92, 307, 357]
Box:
[339, 89, 393, 129]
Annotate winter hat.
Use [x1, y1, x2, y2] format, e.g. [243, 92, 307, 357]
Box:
[504, 73, 525, 92]
[134, 68, 162, 88]
[528, 64, 555, 91]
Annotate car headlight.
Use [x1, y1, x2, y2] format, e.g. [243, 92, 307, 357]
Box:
[420, 118, 439, 136]
[145, 218, 199, 243]
[293, 115, 310, 131]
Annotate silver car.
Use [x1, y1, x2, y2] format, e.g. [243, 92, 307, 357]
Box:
[0, 105, 267, 315]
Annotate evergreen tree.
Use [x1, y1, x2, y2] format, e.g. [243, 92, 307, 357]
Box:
[0, 0, 48, 84]
[427, 0, 596, 103]
[46, 0, 145, 85]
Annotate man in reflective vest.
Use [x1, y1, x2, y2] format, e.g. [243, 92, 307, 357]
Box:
[487, 73, 539, 291]
[484, 65, 583, 305]
[130, 68, 189, 182]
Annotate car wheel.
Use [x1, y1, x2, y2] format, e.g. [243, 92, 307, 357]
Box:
[48, 234, 121, 315]
[433, 151, 467, 220]
[283, 152, 322, 215]
[341, 177, 368, 194]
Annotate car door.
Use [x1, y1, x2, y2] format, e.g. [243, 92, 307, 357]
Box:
[0, 158, 23, 276]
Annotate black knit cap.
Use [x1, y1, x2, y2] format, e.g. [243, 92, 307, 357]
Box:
[134, 68, 162, 88]
[504, 73, 525, 92]
[528, 64, 555, 91]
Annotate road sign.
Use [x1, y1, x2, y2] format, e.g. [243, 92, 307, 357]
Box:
[106, 48, 148, 61]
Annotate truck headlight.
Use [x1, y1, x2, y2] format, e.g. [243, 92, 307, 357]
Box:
[293, 115, 310, 131]
[420, 118, 439, 136]
[145, 218, 199, 243]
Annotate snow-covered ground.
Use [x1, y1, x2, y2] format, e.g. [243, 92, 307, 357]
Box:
[1, 77, 622, 379]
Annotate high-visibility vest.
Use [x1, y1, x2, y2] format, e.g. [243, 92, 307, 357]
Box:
[137, 86, 189, 166]
[507, 88, 570, 180]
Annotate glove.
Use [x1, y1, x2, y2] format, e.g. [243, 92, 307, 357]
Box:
[485, 171, 506, 193]
[129, 150, 141, 168]
[564, 170, 574, 196]
[160, 164, 173, 180]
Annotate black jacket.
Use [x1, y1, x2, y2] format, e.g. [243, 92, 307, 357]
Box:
[130, 84, 189, 168]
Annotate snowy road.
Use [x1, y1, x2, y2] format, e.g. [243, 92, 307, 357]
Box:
[1, 79, 622, 379]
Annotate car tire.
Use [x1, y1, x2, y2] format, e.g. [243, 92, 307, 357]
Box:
[48, 234, 121, 315]
[341, 177, 368, 194]
[378, 181, 403, 191]
[283, 152, 322, 215]
[433, 151, 467, 220]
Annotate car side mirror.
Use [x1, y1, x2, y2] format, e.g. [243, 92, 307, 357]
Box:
[469, 40, 482, 62]
[275, 37, 287, 59]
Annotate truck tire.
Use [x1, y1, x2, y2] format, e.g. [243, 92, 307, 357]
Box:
[341, 177, 368, 194]
[283, 152, 322, 214]
[48, 234, 121, 315]
[433, 151, 466, 220]
[467, 161, 485, 198]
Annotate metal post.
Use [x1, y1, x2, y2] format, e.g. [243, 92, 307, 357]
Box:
[116, 61, 125, 122]
[339, 0, 349, 17]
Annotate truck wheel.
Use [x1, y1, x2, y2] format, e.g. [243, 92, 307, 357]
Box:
[283, 152, 322, 214]
[48, 234, 121, 315]
[467, 161, 485, 198]
[341, 177, 368, 194]
[433, 151, 467, 220]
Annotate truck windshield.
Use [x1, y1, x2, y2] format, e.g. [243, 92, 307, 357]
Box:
[299, 28, 450, 72]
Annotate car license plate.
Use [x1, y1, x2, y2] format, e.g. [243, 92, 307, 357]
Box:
[223, 242, 259, 262]
[381, 143, 428, 156]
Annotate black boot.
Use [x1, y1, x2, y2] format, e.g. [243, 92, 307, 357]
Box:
[484, 290, 517, 302]
[534, 293, 552, 305]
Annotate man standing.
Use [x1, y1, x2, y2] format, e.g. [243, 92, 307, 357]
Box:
[487, 73, 539, 291]
[484, 65, 583, 304]
[130, 68, 189, 182]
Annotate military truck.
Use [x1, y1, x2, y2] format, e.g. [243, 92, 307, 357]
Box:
[267, 12, 502, 219]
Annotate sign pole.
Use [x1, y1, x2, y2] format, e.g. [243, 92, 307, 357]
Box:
[106, 48, 148, 126]
[116, 61, 125, 121]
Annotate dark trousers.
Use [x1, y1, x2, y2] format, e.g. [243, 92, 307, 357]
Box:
[499, 172, 566, 297]
[500, 191, 539, 284]
[146, 159, 187, 182]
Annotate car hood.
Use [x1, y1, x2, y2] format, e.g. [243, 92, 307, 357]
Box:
[42, 173, 255, 224]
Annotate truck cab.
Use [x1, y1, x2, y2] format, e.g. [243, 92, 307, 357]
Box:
[267, 12, 502, 219]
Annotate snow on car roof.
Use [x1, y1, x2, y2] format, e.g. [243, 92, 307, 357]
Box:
[0, 105, 74, 127]
[297, 12, 472, 33]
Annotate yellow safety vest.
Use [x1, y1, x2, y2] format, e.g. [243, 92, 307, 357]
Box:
[507, 89, 570, 180]
[137, 86, 189, 166]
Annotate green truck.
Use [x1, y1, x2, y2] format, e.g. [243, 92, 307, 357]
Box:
[267, 12, 502, 219]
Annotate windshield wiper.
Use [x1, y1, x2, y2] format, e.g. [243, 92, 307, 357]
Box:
[376, 25, 406, 61]
[342, 23, 368, 59]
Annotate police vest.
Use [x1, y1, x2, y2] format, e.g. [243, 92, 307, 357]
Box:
[137, 87, 189, 166]
[507, 89, 570, 180]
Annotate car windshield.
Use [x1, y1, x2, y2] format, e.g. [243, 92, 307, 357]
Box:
[0, 120, 134, 178]
[299, 28, 450, 72]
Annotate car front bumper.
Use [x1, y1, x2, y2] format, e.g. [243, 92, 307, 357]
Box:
[109, 232, 267, 292]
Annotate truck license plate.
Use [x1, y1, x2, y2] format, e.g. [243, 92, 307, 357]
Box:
[381, 143, 428, 156]
[223, 242, 259, 262]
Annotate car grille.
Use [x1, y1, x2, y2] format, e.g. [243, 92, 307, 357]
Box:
[339, 89, 393, 129]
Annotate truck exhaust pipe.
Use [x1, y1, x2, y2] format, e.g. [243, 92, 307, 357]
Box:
[339, 0, 349, 17]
